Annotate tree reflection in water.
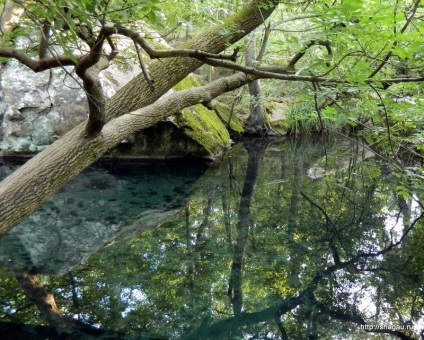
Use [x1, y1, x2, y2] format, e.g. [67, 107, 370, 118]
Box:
[0, 137, 423, 339]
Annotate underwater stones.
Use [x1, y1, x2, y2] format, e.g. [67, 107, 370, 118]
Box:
[84, 177, 113, 190]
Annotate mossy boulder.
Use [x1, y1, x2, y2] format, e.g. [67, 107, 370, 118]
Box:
[213, 101, 244, 135]
[270, 120, 289, 135]
[108, 75, 231, 159]
[173, 77, 231, 157]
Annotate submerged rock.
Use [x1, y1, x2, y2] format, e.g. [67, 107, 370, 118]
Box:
[0, 161, 207, 274]
[307, 140, 375, 179]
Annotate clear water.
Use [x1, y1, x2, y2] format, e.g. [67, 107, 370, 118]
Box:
[0, 137, 423, 339]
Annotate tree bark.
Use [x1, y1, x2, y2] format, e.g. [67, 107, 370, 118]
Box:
[244, 31, 266, 135]
[0, 0, 279, 235]
[105, 0, 280, 120]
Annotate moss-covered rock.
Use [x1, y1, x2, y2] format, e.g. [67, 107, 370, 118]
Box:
[270, 120, 289, 135]
[107, 75, 231, 159]
[213, 102, 244, 135]
[175, 105, 230, 157]
[167, 76, 231, 157]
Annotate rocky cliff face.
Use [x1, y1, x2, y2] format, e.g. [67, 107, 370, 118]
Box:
[0, 58, 235, 159]
[0, 32, 238, 159]
[0, 58, 134, 154]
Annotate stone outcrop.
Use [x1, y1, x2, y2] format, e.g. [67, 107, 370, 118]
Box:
[107, 76, 238, 159]
[0, 59, 117, 153]
[0, 37, 236, 159]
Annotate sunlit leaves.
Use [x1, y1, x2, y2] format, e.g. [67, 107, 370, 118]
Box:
[17, 0, 166, 54]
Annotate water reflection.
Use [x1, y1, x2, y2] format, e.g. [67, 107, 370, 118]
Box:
[1, 137, 423, 339]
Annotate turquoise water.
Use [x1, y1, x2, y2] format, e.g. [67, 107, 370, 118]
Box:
[0, 137, 423, 339]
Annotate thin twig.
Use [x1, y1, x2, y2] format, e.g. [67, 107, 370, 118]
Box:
[133, 39, 155, 91]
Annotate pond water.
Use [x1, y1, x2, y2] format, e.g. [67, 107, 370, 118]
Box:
[0, 137, 423, 339]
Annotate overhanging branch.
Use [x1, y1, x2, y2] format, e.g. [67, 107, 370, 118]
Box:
[0, 48, 80, 71]
[199, 57, 424, 86]
[104, 25, 240, 62]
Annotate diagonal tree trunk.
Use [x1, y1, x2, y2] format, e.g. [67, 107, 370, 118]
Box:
[0, 73, 255, 234]
[0, 0, 280, 235]
[106, 0, 280, 120]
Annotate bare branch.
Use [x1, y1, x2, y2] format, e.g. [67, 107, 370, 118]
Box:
[105, 36, 118, 61]
[315, 301, 413, 340]
[38, 20, 51, 59]
[369, 84, 395, 155]
[270, 14, 319, 30]
[257, 22, 271, 62]
[199, 57, 424, 86]
[287, 40, 332, 69]
[0, 48, 80, 71]
[133, 39, 155, 92]
[104, 25, 240, 62]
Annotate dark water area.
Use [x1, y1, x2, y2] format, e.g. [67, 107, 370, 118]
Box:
[0, 137, 423, 339]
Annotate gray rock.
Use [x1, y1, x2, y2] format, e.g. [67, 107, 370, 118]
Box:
[0, 59, 120, 154]
[0, 35, 232, 159]
[0, 34, 136, 154]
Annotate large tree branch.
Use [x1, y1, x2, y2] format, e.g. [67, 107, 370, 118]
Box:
[200, 57, 424, 85]
[109, 25, 239, 62]
[14, 271, 72, 326]
[0, 48, 79, 70]
[75, 27, 118, 136]
[314, 300, 413, 340]
[286, 39, 332, 69]
[184, 293, 306, 339]
[0, 0, 279, 233]
[38, 20, 51, 59]
[104, 0, 280, 119]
